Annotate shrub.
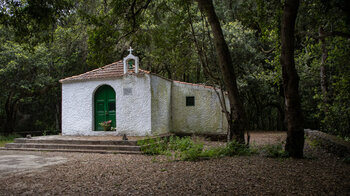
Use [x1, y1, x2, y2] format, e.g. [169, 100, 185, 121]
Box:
[223, 140, 253, 156]
[180, 143, 204, 161]
[0, 134, 21, 147]
[137, 137, 168, 155]
[168, 136, 194, 151]
[200, 147, 224, 158]
[261, 143, 289, 158]
[138, 136, 255, 161]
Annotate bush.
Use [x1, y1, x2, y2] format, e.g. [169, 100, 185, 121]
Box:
[137, 137, 168, 155]
[168, 136, 195, 151]
[180, 143, 204, 161]
[138, 136, 255, 161]
[0, 134, 20, 141]
[0, 133, 20, 147]
[200, 147, 224, 158]
[261, 143, 289, 158]
[223, 140, 254, 156]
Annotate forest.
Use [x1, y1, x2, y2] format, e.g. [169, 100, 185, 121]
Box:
[0, 0, 349, 147]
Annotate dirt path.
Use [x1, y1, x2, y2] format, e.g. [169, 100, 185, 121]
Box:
[0, 131, 349, 195]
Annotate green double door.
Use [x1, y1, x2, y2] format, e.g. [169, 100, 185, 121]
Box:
[94, 85, 116, 131]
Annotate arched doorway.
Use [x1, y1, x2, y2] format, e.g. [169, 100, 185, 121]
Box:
[94, 85, 116, 131]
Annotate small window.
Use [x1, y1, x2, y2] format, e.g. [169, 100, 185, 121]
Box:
[186, 96, 195, 106]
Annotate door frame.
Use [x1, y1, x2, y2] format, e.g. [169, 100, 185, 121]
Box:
[93, 84, 116, 131]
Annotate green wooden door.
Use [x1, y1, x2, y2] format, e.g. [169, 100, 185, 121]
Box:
[94, 85, 116, 131]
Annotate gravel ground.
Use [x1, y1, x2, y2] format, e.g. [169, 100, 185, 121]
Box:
[0, 131, 349, 195]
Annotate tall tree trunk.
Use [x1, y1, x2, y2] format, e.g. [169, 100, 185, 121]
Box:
[4, 92, 18, 135]
[280, 0, 304, 158]
[319, 27, 329, 112]
[55, 103, 60, 132]
[196, 0, 246, 143]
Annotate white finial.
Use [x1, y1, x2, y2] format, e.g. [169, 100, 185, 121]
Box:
[128, 46, 133, 54]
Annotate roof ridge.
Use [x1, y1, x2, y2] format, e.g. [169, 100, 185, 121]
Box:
[59, 60, 123, 83]
[173, 80, 214, 89]
[59, 60, 215, 90]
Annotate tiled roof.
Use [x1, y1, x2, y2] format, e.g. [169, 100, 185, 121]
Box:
[172, 80, 214, 89]
[59, 60, 215, 89]
[59, 60, 149, 83]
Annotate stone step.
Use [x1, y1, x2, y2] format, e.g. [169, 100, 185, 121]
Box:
[1, 147, 142, 154]
[5, 143, 141, 152]
[14, 138, 138, 146]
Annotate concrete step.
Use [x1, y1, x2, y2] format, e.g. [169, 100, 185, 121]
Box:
[1, 147, 142, 154]
[13, 138, 138, 146]
[5, 143, 141, 152]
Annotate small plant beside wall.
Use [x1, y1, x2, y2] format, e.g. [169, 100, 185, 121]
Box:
[0, 134, 20, 147]
[137, 136, 256, 161]
[260, 143, 289, 158]
[99, 120, 113, 131]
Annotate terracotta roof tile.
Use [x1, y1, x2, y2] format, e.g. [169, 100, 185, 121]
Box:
[59, 60, 215, 90]
[59, 61, 145, 83]
[172, 80, 214, 89]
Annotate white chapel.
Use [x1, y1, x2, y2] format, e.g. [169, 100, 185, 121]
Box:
[60, 48, 228, 136]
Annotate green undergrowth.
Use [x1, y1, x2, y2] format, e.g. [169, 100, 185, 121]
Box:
[259, 143, 289, 158]
[0, 134, 20, 147]
[137, 136, 256, 161]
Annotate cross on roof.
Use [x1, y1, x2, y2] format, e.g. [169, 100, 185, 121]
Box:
[128, 47, 133, 55]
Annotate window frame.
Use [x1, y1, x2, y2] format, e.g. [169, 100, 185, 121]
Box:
[186, 96, 195, 106]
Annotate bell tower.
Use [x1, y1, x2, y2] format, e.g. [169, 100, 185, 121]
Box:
[123, 47, 139, 74]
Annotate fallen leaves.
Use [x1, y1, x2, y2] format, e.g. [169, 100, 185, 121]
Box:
[0, 132, 349, 195]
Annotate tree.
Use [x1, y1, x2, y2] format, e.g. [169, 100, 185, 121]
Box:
[280, 0, 304, 158]
[195, 0, 247, 143]
[0, 0, 73, 46]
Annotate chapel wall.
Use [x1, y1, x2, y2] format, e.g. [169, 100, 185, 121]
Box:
[150, 75, 172, 135]
[171, 82, 228, 135]
[61, 74, 152, 136]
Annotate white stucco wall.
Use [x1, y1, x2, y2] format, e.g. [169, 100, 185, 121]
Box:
[150, 75, 172, 135]
[171, 82, 227, 135]
[61, 74, 152, 136]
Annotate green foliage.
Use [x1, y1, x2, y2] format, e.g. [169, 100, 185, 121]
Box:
[0, 133, 20, 147]
[180, 143, 204, 161]
[308, 139, 320, 148]
[137, 137, 168, 155]
[260, 143, 289, 158]
[221, 140, 255, 156]
[199, 147, 225, 158]
[168, 136, 196, 151]
[0, 8, 88, 134]
[0, 0, 73, 45]
[138, 136, 255, 161]
[200, 141, 256, 159]
[0, 0, 349, 139]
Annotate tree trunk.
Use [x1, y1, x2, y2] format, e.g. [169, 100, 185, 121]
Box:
[196, 0, 246, 143]
[280, 0, 304, 158]
[319, 27, 329, 112]
[56, 102, 60, 132]
[4, 92, 18, 135]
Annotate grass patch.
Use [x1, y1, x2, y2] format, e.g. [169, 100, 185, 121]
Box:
[138, 136, 255, 161]
[0, 134, 20, 147]
[260, 143, 289, 158]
